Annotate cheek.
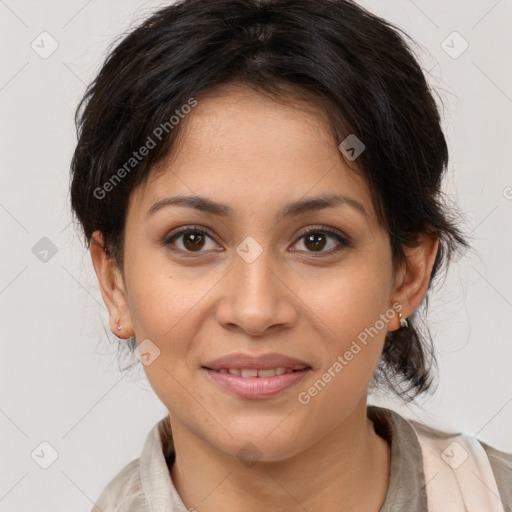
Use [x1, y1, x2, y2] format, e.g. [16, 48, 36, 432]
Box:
[123, 239, 213, 337]
[122, 260, 209, 411]
[122, 244, 228, 392]
[303, 253, 393, 345]
[294, 288, 392, 429]
[300, 252, 394, 392]
[126, 271, 207, 360]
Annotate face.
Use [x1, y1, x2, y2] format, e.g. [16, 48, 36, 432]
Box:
[102, 83, 408, 461]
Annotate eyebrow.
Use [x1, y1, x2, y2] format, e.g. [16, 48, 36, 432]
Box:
[147, 193, 368, 221]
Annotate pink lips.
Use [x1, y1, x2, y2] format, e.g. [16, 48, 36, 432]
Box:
[202, 352, 311, 399]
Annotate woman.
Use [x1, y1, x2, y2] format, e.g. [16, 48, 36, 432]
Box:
[70, 0, 511, 510]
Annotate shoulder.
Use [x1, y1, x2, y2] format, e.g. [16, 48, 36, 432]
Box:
[409, 417, 512, 512]
[410, 418, 512, 477]
[479, 439, 512, 512]
[368, 406, 512, 511]
[90, 414, 177, 512]
[90, 458, 145, 512]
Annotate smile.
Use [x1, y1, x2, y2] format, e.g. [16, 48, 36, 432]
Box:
[202, 366, 311, 399]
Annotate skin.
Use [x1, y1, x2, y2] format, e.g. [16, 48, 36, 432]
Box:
[90, 82, 439, 511]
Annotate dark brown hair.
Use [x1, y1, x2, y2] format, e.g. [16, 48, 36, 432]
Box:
[70, 0, 470, 401]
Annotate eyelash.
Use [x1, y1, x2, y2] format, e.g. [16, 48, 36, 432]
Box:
[164, 224, 350, 257]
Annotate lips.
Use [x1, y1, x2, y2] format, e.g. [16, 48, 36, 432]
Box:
[202, 352, 312, 399]
[203, 352, 311, 371]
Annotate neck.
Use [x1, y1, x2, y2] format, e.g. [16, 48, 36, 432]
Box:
[169, 400, 391, 512]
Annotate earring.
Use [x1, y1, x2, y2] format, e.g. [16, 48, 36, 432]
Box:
[117, 318, 122, 331]
[398, 312, 409, 329]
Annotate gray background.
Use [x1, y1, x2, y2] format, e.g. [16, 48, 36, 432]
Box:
[1, 0, 511, 510]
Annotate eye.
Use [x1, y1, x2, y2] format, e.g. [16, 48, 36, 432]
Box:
[291, 226, 349, 254]
[164, 226, 221, 254]
[164, 224, 350, 256]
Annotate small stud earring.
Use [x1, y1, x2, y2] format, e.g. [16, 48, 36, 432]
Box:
[398, 312, 409, 329]
[117, 319, 122, 331]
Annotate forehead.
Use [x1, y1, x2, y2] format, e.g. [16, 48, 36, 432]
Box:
[151, 83, 339, 175]
[131, 83, 376, 226]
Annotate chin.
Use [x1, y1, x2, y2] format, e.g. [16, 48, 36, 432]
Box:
[212, 419, 308, 464]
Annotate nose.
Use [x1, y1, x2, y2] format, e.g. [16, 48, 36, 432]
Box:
[214, 246, 298, 337]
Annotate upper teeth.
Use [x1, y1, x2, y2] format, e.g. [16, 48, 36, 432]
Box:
[218, 368, 294, 377]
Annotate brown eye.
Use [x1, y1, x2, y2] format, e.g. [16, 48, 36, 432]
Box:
[182, 232, 206, 251]
[303, 232, 328, 252]
[292, 228, 349, 254]
[165, 228, 219, 253]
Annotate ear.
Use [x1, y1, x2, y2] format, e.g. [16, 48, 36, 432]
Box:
[389, 230, 439, 331]
[89, 231, 134, 339]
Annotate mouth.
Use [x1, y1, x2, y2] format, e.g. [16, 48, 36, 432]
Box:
[201, 353, 312, 399]
[202, 366, 312, 400]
